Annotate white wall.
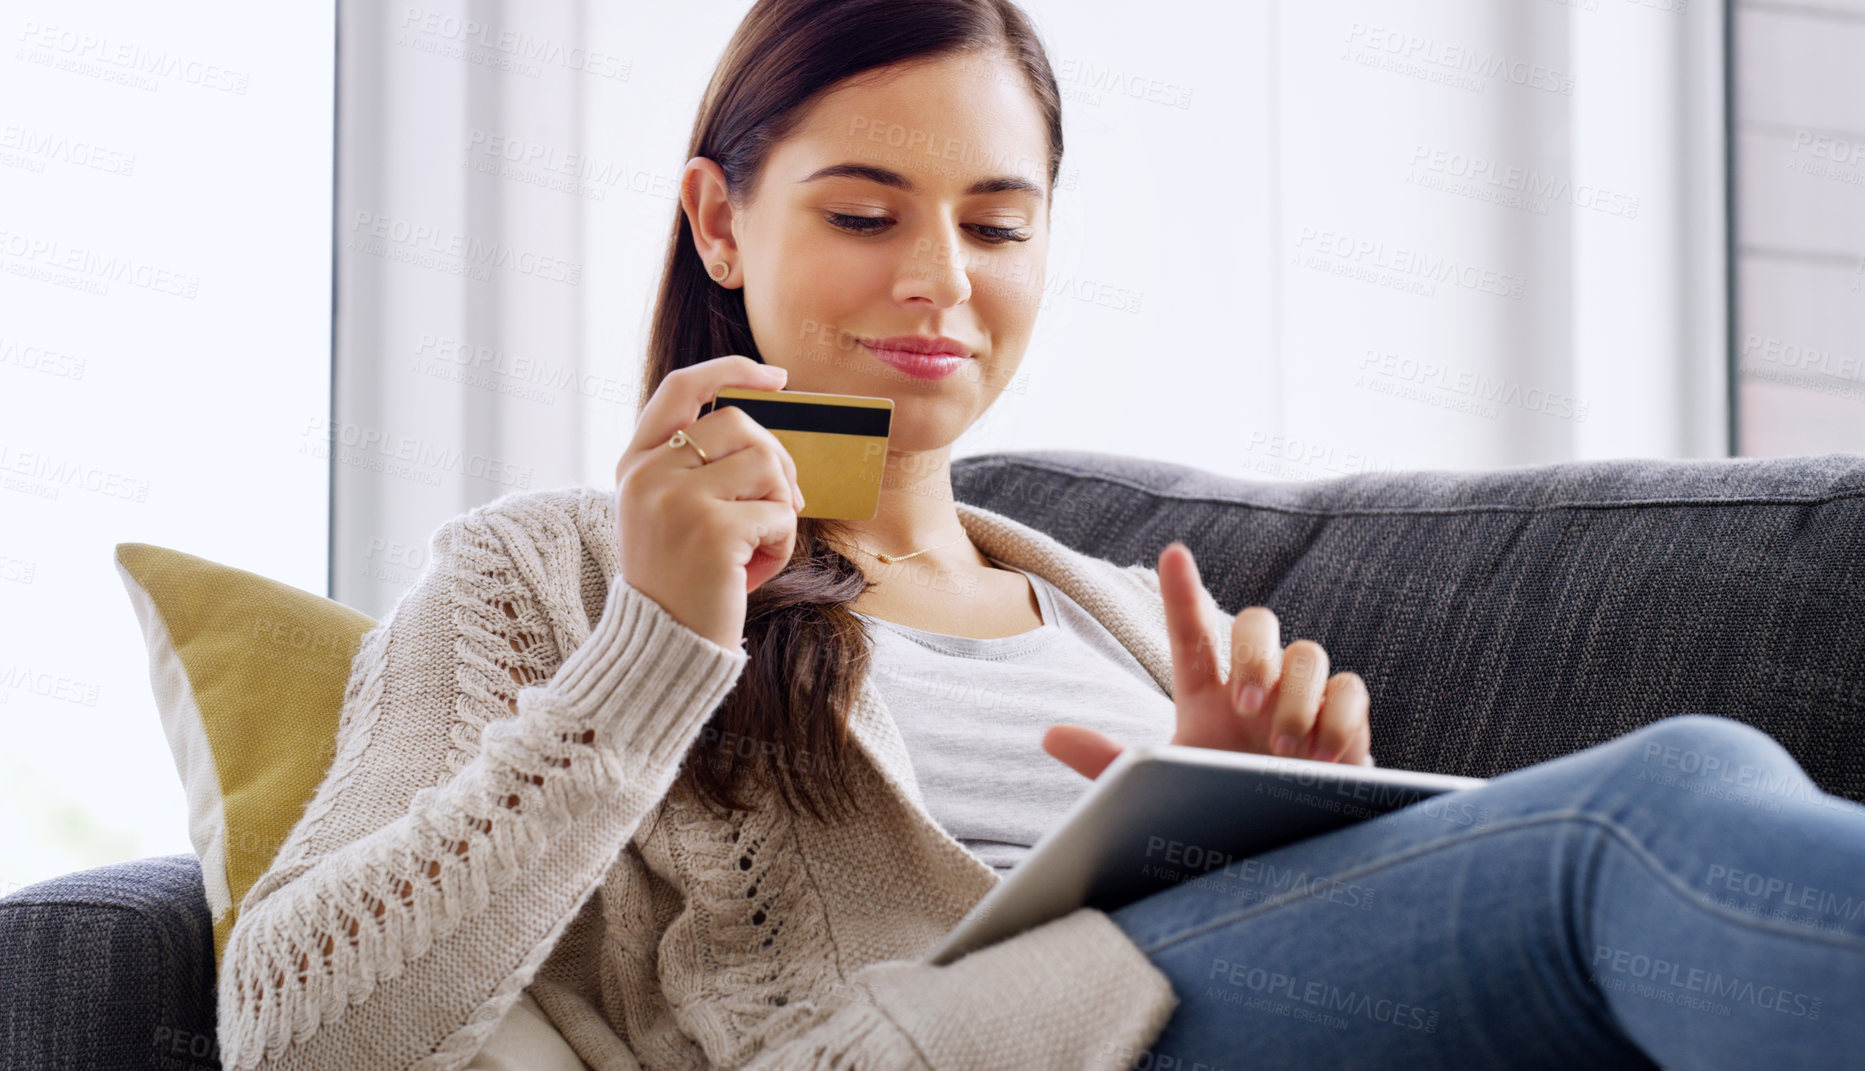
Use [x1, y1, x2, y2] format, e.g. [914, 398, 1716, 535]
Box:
[0, 4, 334, 894]
[985, 0, 1725, 478]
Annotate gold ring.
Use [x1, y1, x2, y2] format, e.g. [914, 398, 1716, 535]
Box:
[668, 428, 711, 464]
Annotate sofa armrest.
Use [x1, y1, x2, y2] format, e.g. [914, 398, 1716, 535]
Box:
[0, 854, 220, 1071]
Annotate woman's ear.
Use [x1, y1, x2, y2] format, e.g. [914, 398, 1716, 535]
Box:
[680, 156, 741, 278]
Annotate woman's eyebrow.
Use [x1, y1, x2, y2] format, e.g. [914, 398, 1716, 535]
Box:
[799, 162, 1042, 199]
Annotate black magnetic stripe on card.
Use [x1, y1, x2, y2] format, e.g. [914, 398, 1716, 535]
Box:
[703, 396, 892, 437]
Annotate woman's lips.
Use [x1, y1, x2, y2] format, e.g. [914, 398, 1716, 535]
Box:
[859, 340, 970, 380]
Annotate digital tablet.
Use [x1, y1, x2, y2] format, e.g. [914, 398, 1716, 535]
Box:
[923, 744, 1488, 966]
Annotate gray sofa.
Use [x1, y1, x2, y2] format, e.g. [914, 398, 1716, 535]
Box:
[5, 448, 1863, 1071]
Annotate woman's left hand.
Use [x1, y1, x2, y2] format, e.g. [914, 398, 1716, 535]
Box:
[1044, 542, 1375, 780]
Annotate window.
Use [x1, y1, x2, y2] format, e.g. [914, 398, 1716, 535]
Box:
[1729, 1, 1865, 455]
[0, 7, 335, 894]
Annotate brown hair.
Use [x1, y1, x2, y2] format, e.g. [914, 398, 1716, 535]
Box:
[636, 0, 1064, 826]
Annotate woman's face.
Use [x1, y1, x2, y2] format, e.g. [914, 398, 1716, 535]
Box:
[687, 51, 1052, 456]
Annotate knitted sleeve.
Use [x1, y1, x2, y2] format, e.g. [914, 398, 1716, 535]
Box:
[215, 508, 750, 1071]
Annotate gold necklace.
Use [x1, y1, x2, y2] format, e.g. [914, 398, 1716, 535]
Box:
[851, 533, 969, 565]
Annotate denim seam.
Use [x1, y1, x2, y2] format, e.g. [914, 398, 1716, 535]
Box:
[1579, 809, 1865, 954]
[1135, 809, 1865, 959]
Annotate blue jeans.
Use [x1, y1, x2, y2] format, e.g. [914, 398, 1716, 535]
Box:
[1106, 715, 1865, 1071]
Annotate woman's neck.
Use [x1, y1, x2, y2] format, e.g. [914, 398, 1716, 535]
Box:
[832, 455, 984, 571]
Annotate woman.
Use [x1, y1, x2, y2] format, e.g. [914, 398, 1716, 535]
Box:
[217, 1, 1865, 1069]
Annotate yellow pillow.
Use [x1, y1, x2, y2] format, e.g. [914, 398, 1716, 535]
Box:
[114, 542, 375, 970]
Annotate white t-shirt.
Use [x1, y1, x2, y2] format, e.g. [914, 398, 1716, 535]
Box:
[853, 557, 1177, 877]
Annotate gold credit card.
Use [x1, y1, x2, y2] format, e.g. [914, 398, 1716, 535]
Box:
[698, 387, 893, 519]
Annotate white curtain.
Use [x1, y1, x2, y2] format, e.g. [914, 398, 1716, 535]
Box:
[335, 0, 593, 615]
[334, 0, 1728, 618]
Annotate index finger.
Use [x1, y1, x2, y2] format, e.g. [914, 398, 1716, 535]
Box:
[1159, 542, 1223, 695]
[625, 355, 788, 459]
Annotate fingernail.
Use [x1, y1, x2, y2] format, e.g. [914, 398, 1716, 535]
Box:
[794, 488, 805, 511]
[1273, 733, 1298, 757]
[1237, 683, 1265, 716]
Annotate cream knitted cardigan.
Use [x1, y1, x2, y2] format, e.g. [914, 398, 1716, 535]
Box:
[216, 484, 1237, 1071]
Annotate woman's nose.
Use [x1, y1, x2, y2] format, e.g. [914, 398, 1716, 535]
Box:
[894, 227, 973, 307]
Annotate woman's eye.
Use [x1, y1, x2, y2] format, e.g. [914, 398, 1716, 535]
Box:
[974, 224, 1032, 244]
[827, 213, 891, 235]
[825, 213, 1030, 244]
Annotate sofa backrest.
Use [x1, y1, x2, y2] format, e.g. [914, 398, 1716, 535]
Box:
[951, 449, 1865, 803]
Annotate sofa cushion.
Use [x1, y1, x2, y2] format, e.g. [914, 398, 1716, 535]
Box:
[113, 542, 375, 970]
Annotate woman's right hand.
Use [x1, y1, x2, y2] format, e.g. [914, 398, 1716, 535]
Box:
[615, 354, 805, 651]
